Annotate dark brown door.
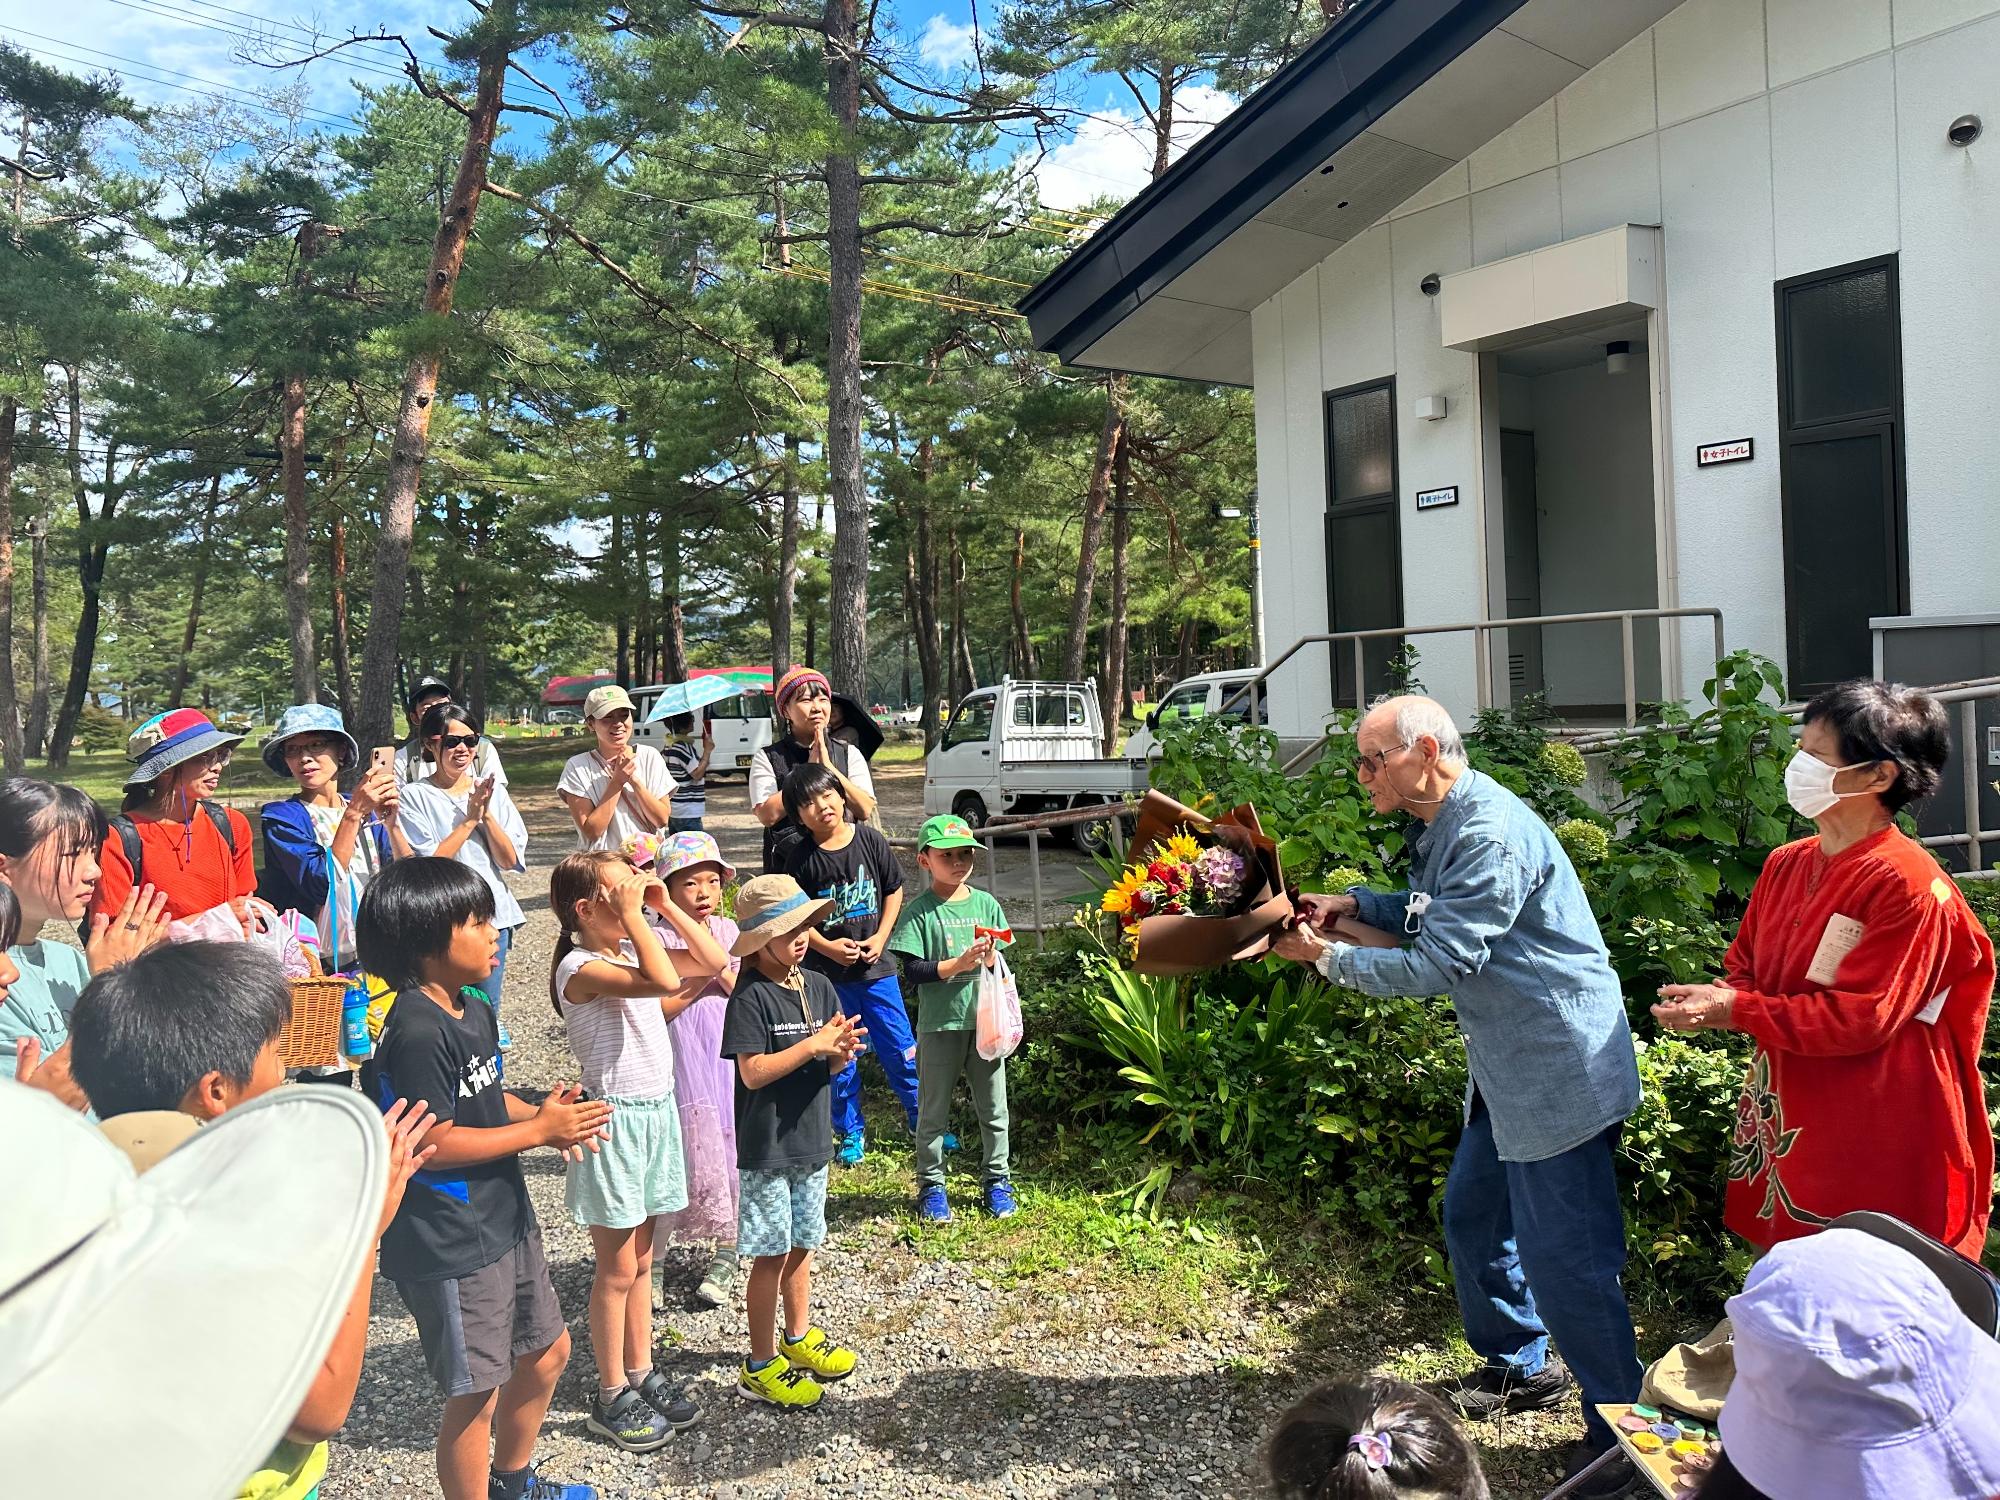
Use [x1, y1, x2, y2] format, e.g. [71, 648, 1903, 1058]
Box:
[1323, 379, 1403, 706]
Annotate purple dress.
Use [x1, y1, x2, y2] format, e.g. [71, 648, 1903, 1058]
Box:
[653, 913, 741, 1245]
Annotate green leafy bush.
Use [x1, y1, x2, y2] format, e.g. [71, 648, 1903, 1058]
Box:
[1555, 818, 1609, 868]
[1466, 695, 1595, 824]
[74, 703, 126, 752]
[1148, 714, 1404, 889]
[1623, 1034, 1753, 1302]
[1603, 651, 1799, 914]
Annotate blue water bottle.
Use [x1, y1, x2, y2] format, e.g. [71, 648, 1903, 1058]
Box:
[341, 974, 371, 1061]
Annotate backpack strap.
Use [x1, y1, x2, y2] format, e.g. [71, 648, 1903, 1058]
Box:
[109, 814, 144, 887]
[198, 799, 237, 854]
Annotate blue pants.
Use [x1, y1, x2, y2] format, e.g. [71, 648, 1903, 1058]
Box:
[1442, 1096, 1641, 1446]
[471, 925, 514, 1016]
[830, 974, 920, 1138]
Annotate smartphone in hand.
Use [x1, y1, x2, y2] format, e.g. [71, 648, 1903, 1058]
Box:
[370, 745, 396, 777]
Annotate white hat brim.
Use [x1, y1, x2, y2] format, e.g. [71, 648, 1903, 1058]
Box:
[0, 1081, 388, 1499]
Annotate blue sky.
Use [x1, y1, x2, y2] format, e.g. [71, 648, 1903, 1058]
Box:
[0, 0, 1233, 213]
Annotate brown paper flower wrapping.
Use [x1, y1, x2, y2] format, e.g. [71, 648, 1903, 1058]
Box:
[1126, 790, 1292, 975]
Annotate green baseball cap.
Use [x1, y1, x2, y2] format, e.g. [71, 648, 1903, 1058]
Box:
[918, 814, 980, 850]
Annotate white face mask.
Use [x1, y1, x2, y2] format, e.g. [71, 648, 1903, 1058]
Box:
[1784, 748, 1874, 820]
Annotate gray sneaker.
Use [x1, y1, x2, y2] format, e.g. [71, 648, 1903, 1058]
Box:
[586, 1386, 672, 1453]
[635, 1370, 702, 1431]
[695, 1248, 737, 1308]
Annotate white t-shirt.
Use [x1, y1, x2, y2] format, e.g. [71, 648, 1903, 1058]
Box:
[746, 737, 874, 809]
[554, 941, 676, 1100]
[557, 745, 677, 852]
[397, 779, 529, 929]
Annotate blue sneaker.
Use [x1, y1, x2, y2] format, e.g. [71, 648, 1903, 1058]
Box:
[835, 1132, 865, 1167]
[984, 1181, 1018, 1218]
[496, 1017, 513, 1051]
[490, 1461, 597, 1500]
[940, 1131, 960, 1153]
[916, 1185, 952, 1222]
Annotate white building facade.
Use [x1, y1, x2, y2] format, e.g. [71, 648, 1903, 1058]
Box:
[1025, 0, 2000, 740]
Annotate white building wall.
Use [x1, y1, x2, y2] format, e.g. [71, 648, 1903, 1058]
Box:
[1248, 0, 2000, 727]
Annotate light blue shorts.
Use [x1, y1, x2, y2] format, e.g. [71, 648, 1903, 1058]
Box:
[737, 1163, 829, 1259]
[565, 1092, 688, 1229]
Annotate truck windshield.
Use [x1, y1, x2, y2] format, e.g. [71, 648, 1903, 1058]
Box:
[943, 696, 995, 748]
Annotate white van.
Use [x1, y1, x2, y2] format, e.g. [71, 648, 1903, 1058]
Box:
[1121, 668, 1267, 760]
[628, 685, 775, 776]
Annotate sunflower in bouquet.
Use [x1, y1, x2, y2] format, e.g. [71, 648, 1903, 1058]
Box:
[1100, 827, 1256, 941]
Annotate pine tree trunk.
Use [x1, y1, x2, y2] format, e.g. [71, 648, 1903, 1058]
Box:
[1103, 428, 1131, 753]
[822, 0, 867, 699]
[772, 432, 801, 679]
[27, 497, 46, 756]
[0, 397, 22, 772]
[169, 472, 223, 711]
[950, 526, 975, 699]
[632, 499, 652, 685]
[902, 504, 943, 748]
[1061, 387, 1123, 681]
[280, 221, 327, 705]
[354, 28, 509, 754]
[1009, 525, 1036, 678]
[329, 454, 355, 724]
[48, 379, 116, 769]
[660, 505, 687, 685]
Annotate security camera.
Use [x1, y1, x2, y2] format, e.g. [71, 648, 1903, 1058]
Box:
[1420, 273, 1441, 296]
[1949, 114, 1982, 147]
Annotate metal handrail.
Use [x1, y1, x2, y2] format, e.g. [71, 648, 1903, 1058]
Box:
[1220, 607, 1728, 728]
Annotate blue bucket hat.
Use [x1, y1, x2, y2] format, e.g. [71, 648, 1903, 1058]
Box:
[260, 704, 359, 779]
[124, 709, 246, 790]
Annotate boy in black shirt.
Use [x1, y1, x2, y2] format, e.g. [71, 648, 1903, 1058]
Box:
[782, 763, 920, 1166]
[358, 858, 612, 1500]
[721, 874, 868, 1410]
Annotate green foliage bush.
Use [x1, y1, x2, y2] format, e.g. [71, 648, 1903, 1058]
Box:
[74, 703, 125, 752]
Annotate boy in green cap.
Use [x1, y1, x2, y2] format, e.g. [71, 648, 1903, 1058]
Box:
[888, 814, 1017, 1222]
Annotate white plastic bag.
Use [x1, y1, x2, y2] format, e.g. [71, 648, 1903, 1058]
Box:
[974, 950, 1023, 1062]
[169, 897, 313, 979]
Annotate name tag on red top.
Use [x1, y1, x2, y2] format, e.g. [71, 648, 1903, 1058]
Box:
[1806, 913, 1865, 986]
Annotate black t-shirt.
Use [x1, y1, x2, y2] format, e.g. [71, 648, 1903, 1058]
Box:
[787, 823, 904, 985]
[720, 970, 839, 1172]
[362, 987, 532, 1282]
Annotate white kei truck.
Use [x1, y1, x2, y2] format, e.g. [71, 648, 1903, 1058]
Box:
[921, 678, 1148, 854]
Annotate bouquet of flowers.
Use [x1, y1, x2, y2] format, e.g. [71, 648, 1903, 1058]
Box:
[1100, 791, 1291, 975]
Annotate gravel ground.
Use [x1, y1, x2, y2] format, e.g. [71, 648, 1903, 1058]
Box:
[320, 766, 1588, 1499]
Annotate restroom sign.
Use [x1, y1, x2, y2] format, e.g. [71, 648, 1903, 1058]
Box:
[1414, 485, 1460, 511]
[1697, 438, 1754, 467]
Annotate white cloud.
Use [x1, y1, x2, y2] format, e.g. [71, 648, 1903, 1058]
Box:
[916, 14, 978, 72]
[1031, 83, 1234, 212]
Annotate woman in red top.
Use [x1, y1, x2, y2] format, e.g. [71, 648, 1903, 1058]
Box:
[1653, 680, 1994, 1257]
[90, 708, 257, 924]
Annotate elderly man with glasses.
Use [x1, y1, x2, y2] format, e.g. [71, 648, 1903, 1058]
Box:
[1273, 694, 1643, 1500]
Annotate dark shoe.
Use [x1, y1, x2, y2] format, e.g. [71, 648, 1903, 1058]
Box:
[490, 1462, 598, 1500]
[635, 1369, 703, 1431]
[584, 1386, 672, 1453]
[1444, 1356, 1574, 1420]
[1558, 1439, 1638, 1499]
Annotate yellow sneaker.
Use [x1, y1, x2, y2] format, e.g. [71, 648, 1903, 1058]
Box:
[781, 1326, 857, 1382]
[737, 1354, 823, 1409]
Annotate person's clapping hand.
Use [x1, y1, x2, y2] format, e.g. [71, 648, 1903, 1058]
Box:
[15, 1037, 87, 1110]
[537, 1084, 614, 1163]
[86, 883, 172, 974]
[376, 1097, 439, 1236]
[464, 776, 496, 825]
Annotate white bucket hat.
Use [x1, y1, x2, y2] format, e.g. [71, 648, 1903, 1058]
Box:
[0, 1080, 388, 1499]
[1722, 1227, 2000, 1500]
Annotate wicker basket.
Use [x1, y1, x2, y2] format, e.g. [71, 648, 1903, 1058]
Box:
[281, 952, 351, 1070]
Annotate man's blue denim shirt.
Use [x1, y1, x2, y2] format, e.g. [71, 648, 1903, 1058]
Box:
[1327, 768, 1640, 1163]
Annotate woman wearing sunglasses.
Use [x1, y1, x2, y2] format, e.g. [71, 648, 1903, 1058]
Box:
[396, 701, 530, 1044]
[90, 708, 258, 925]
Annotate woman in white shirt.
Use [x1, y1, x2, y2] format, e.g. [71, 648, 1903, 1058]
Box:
[397, 701, 529, 1047]
[557, 683, 676, 852]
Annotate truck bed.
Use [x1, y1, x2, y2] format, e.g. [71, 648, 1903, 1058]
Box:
[992, 758, 1149, 795]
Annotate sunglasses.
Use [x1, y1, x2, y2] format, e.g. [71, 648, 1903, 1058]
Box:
[433, 733, 479, 751]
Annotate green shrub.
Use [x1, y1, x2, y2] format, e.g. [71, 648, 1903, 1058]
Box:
[74, 703, 125, 752]
[1556, 818, 1609, 868]
[1466, 695, 1595, 824]
[1623, 1033, 1752, 1303]
[1149, 714, 1405, 888]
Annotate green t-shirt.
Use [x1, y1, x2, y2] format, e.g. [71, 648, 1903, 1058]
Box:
[889, 885, 1012, 1032]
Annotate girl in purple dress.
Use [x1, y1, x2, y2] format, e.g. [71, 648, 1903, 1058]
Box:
[629, 830, 742, 1307]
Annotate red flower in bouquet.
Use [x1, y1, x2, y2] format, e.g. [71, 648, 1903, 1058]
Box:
[1147, 859, 1185, 893]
